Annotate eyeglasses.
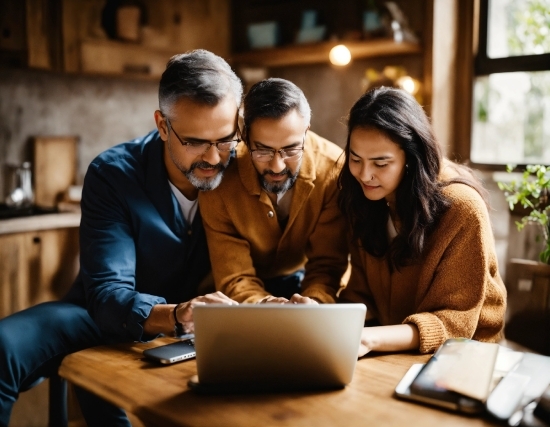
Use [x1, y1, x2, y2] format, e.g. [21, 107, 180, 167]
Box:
[166, 118, 241, 155]
[248, 137, 305, 163]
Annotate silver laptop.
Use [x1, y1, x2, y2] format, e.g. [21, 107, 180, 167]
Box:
[188, 303, 366, 393]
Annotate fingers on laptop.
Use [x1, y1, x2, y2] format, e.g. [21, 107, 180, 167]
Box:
[288, 294, 319, 305]
[194, 291, 239, 305]
[257, 294, 318, 304]
[258, 295, 289, 304]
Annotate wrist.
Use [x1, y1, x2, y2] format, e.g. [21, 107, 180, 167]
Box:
[362, 326, 382, 352]
[173, 303, 185, 336]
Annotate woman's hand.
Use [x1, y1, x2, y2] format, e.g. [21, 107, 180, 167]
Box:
[357, 324, 420, 358]
[358, 327, 376, 357]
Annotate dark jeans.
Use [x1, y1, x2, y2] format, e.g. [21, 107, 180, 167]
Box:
[0, 301, 131, 427]
[263, 269, 305, 300]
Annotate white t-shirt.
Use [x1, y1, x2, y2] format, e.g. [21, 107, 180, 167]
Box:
[168, 180, 198, 224]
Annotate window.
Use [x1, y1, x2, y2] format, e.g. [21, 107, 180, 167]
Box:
[471, 0, 550, 165]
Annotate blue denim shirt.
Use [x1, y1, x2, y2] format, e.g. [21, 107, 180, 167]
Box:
[64, 130, 210, 342]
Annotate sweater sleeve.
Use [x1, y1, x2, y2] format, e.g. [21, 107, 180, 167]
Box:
[402, 186, 506, 353]
[200, 191, 270, 303]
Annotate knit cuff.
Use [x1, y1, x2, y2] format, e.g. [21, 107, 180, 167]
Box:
[403, 313, 447, 354]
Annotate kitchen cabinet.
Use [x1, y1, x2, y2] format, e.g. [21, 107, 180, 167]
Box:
[0, 226, 79, 319]
[0, 0, 230, 79]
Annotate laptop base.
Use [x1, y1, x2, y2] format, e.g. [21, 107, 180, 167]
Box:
[187, 375, 345, 395]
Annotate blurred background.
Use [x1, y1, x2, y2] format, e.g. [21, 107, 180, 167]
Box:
[1, 0, 549, 425]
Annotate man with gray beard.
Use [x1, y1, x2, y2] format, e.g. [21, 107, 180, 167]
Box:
[200, 78, 349, 305]
[0, 49, 241, 427]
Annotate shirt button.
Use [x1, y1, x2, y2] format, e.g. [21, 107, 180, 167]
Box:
[267, 211, 274, 218]
[122, 323, 127, 328]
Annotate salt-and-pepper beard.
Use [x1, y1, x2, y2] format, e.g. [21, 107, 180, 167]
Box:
[185, 160, 229, 191]
[168, 138, 230, 191]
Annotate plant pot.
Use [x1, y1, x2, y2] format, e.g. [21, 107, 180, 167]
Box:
[504, 258, 550, 355]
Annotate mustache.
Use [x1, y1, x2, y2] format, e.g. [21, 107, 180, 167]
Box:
[189, 160, 226, 173]
[262, 168, 291, 177]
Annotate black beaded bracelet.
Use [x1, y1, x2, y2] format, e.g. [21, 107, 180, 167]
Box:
[173, 303, 185, 336]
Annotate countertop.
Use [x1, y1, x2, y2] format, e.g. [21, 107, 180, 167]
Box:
[0, 210, 81, 235]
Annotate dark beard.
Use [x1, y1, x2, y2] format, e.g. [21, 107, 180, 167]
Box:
[260, 168, 298, 194]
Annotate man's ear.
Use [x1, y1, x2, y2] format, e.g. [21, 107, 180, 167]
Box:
[154, 110, 168, 141]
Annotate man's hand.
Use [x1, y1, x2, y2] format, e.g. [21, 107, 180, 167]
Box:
[288, 294, 319, 305]
[257, 295, 289, 304]
[175, 291, 238, 334]
[256, 294, 319, 305]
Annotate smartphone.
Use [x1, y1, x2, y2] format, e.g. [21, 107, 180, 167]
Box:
[395, 363, 485, 414]
[395, 338, 496, 414]
[143, 340, 196, 365]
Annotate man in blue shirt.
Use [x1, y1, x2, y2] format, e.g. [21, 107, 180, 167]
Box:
[0, 49, 242, 427]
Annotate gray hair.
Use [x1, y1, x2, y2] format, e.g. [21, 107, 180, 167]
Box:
[242, 78, 311, 143]
[159, 49, 243, 118]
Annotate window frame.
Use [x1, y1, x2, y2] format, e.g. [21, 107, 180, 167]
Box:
[467, 0, 550, 169]
[475, 0, 550, 75]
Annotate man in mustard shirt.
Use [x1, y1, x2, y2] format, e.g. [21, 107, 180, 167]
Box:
[199, 78, 348, 304]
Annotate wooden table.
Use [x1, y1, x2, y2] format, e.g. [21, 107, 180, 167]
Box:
[59, 337, 502, 427]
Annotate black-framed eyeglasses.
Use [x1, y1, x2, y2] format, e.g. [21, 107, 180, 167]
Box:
[248, 136, 305, 163]
[165, 117, 241, 155]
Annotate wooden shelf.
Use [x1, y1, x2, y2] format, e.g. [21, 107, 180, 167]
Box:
[230, 39, 422, 68]
[78, 39, 181, 79]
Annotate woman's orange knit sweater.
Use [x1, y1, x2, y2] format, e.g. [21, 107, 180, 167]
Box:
[340, 182, 507, 354]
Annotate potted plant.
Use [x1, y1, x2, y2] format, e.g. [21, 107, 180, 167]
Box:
[498, 164, 550, 264]
[497, 164, 550, 355]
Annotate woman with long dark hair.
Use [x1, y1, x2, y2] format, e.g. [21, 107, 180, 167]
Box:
[338, 87, 506, 356]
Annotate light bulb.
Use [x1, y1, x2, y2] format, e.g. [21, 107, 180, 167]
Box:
[329, 45, 351, 66]
[397, 76, 419, 95]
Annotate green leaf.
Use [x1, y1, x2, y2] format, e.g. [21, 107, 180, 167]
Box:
[498, 163, 550, 264]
